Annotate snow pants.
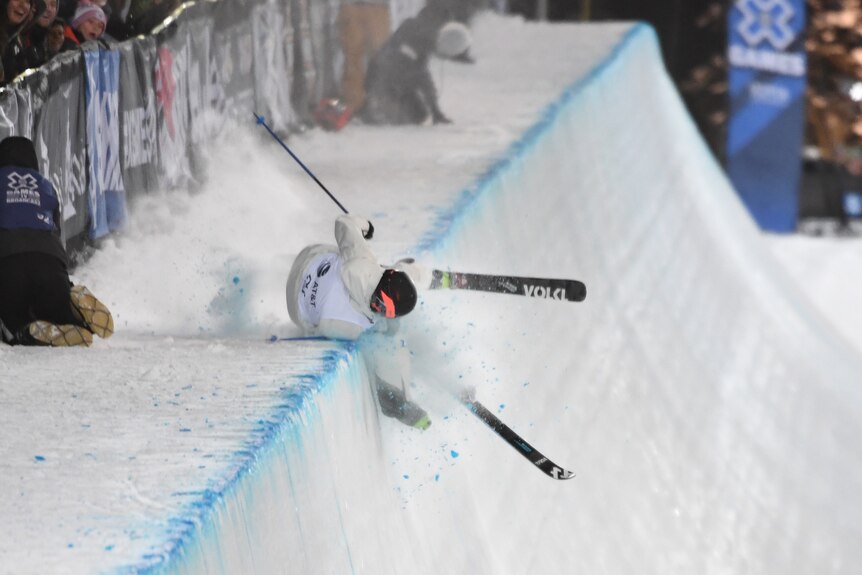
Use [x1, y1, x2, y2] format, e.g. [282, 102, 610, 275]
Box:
[0, 252, 82, 341]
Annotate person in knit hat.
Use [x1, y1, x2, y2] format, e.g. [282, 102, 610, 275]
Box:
[71, 1, 106, 42]
[361, 3, 472, 125]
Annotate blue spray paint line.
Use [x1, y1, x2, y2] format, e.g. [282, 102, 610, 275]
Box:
[125, 342, 357, 575]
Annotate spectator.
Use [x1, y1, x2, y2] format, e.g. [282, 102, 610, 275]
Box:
[361, 5, 472, 125]
[339, 0, 391, 118]
[24, 0, 73, 65]
[70, 1, 106, 42]
[1, 0, 38, 84]
[45, 17, 77, 56]
[43, 18, 65, 56]
[51, 16, 81, 51]
[0, 136, 114, 347]
[83, 0, 136, 39]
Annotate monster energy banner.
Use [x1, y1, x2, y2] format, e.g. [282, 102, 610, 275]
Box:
[727, 0, 807, 232]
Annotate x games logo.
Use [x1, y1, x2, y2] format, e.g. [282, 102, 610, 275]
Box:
[736, 0, 796, 50]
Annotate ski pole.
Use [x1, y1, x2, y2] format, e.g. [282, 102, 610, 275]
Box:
[253, 112, 349, 214]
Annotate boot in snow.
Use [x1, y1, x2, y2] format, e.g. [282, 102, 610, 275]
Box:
[69, 285, 114, 339]
[376, 379, 431, 430]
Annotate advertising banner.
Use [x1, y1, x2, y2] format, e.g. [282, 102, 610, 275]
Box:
[84, 48, 127, 240]
[118, 38, 159, 202]
[2, 0, 307, 248]
[291, 0, 317, 124]
[0, 86, 25, 139]
[28, 54, 90, 245]
[154, 24, 192, 189]
[726, 0, 807, 232]
[212, 0, 257, 116]
[252, 0, 294, 132]
[307, 0, 341, 104]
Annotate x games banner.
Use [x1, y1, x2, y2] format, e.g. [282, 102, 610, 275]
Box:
[727, 0, 807, 232]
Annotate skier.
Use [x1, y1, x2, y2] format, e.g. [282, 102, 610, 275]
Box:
[285, 214, 431, 430]
[0, 135, 114, 347]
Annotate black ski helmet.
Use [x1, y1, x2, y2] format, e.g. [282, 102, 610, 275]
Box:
[370, 269, 417, 318]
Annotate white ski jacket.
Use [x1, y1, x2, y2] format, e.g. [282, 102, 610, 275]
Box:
[286, 214, 425, 340]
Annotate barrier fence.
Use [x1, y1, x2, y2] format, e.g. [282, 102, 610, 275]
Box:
[0, 0, 425, 251]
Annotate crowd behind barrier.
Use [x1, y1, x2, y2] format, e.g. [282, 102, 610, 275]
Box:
[0, 0, 437, 258]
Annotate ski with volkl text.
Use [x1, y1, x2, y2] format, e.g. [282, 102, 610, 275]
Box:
[461, 393, 575, 480]
[429, 270, 586, 302]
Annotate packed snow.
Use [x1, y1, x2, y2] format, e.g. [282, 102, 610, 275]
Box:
[2, 12, 862, 575]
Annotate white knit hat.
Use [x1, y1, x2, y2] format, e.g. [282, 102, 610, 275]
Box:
[435, 21, 472, 59]
[71, 3, 107, 31]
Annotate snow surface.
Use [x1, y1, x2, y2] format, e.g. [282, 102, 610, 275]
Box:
[2, 12, 862, 575]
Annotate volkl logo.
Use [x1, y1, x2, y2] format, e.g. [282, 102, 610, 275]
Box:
[523, 284, 566, 300]
[737, 0, 796, 50]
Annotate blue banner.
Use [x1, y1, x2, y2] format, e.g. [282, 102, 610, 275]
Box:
[85, 49, 127, 240]
[726, 0, 807, 232]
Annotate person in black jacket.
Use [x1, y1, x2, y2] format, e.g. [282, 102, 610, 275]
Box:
[361, 3, 472, 126]
[0, 0, 40, 84]
[0, 136, 114, 347]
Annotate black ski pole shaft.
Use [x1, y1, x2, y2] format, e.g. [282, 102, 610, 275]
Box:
[253, 112, 349, 214]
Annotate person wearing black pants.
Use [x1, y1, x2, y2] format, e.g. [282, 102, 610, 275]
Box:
[0, 135, 113, 346]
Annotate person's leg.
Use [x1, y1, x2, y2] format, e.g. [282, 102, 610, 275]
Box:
[68, 285, 114, 339]
[20, 320, 93, 347]
[29, 254, 79, 325]
[0, 254, 35, 337]
[18, 252, 114, 339]
[339, 4, 367, 114]
[373, 377, 429, 429]
[1, 253, 94, 347]
[399, 90, 430, 124]
[364, 4, 391, 58]
[361, 332, 430, 429]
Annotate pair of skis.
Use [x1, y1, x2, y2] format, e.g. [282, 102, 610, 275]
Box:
[279, 269, 582, 481]
[431, 269, 581, 481]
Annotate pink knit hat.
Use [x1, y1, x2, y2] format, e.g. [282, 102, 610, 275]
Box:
[71, 3, 107, 31]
